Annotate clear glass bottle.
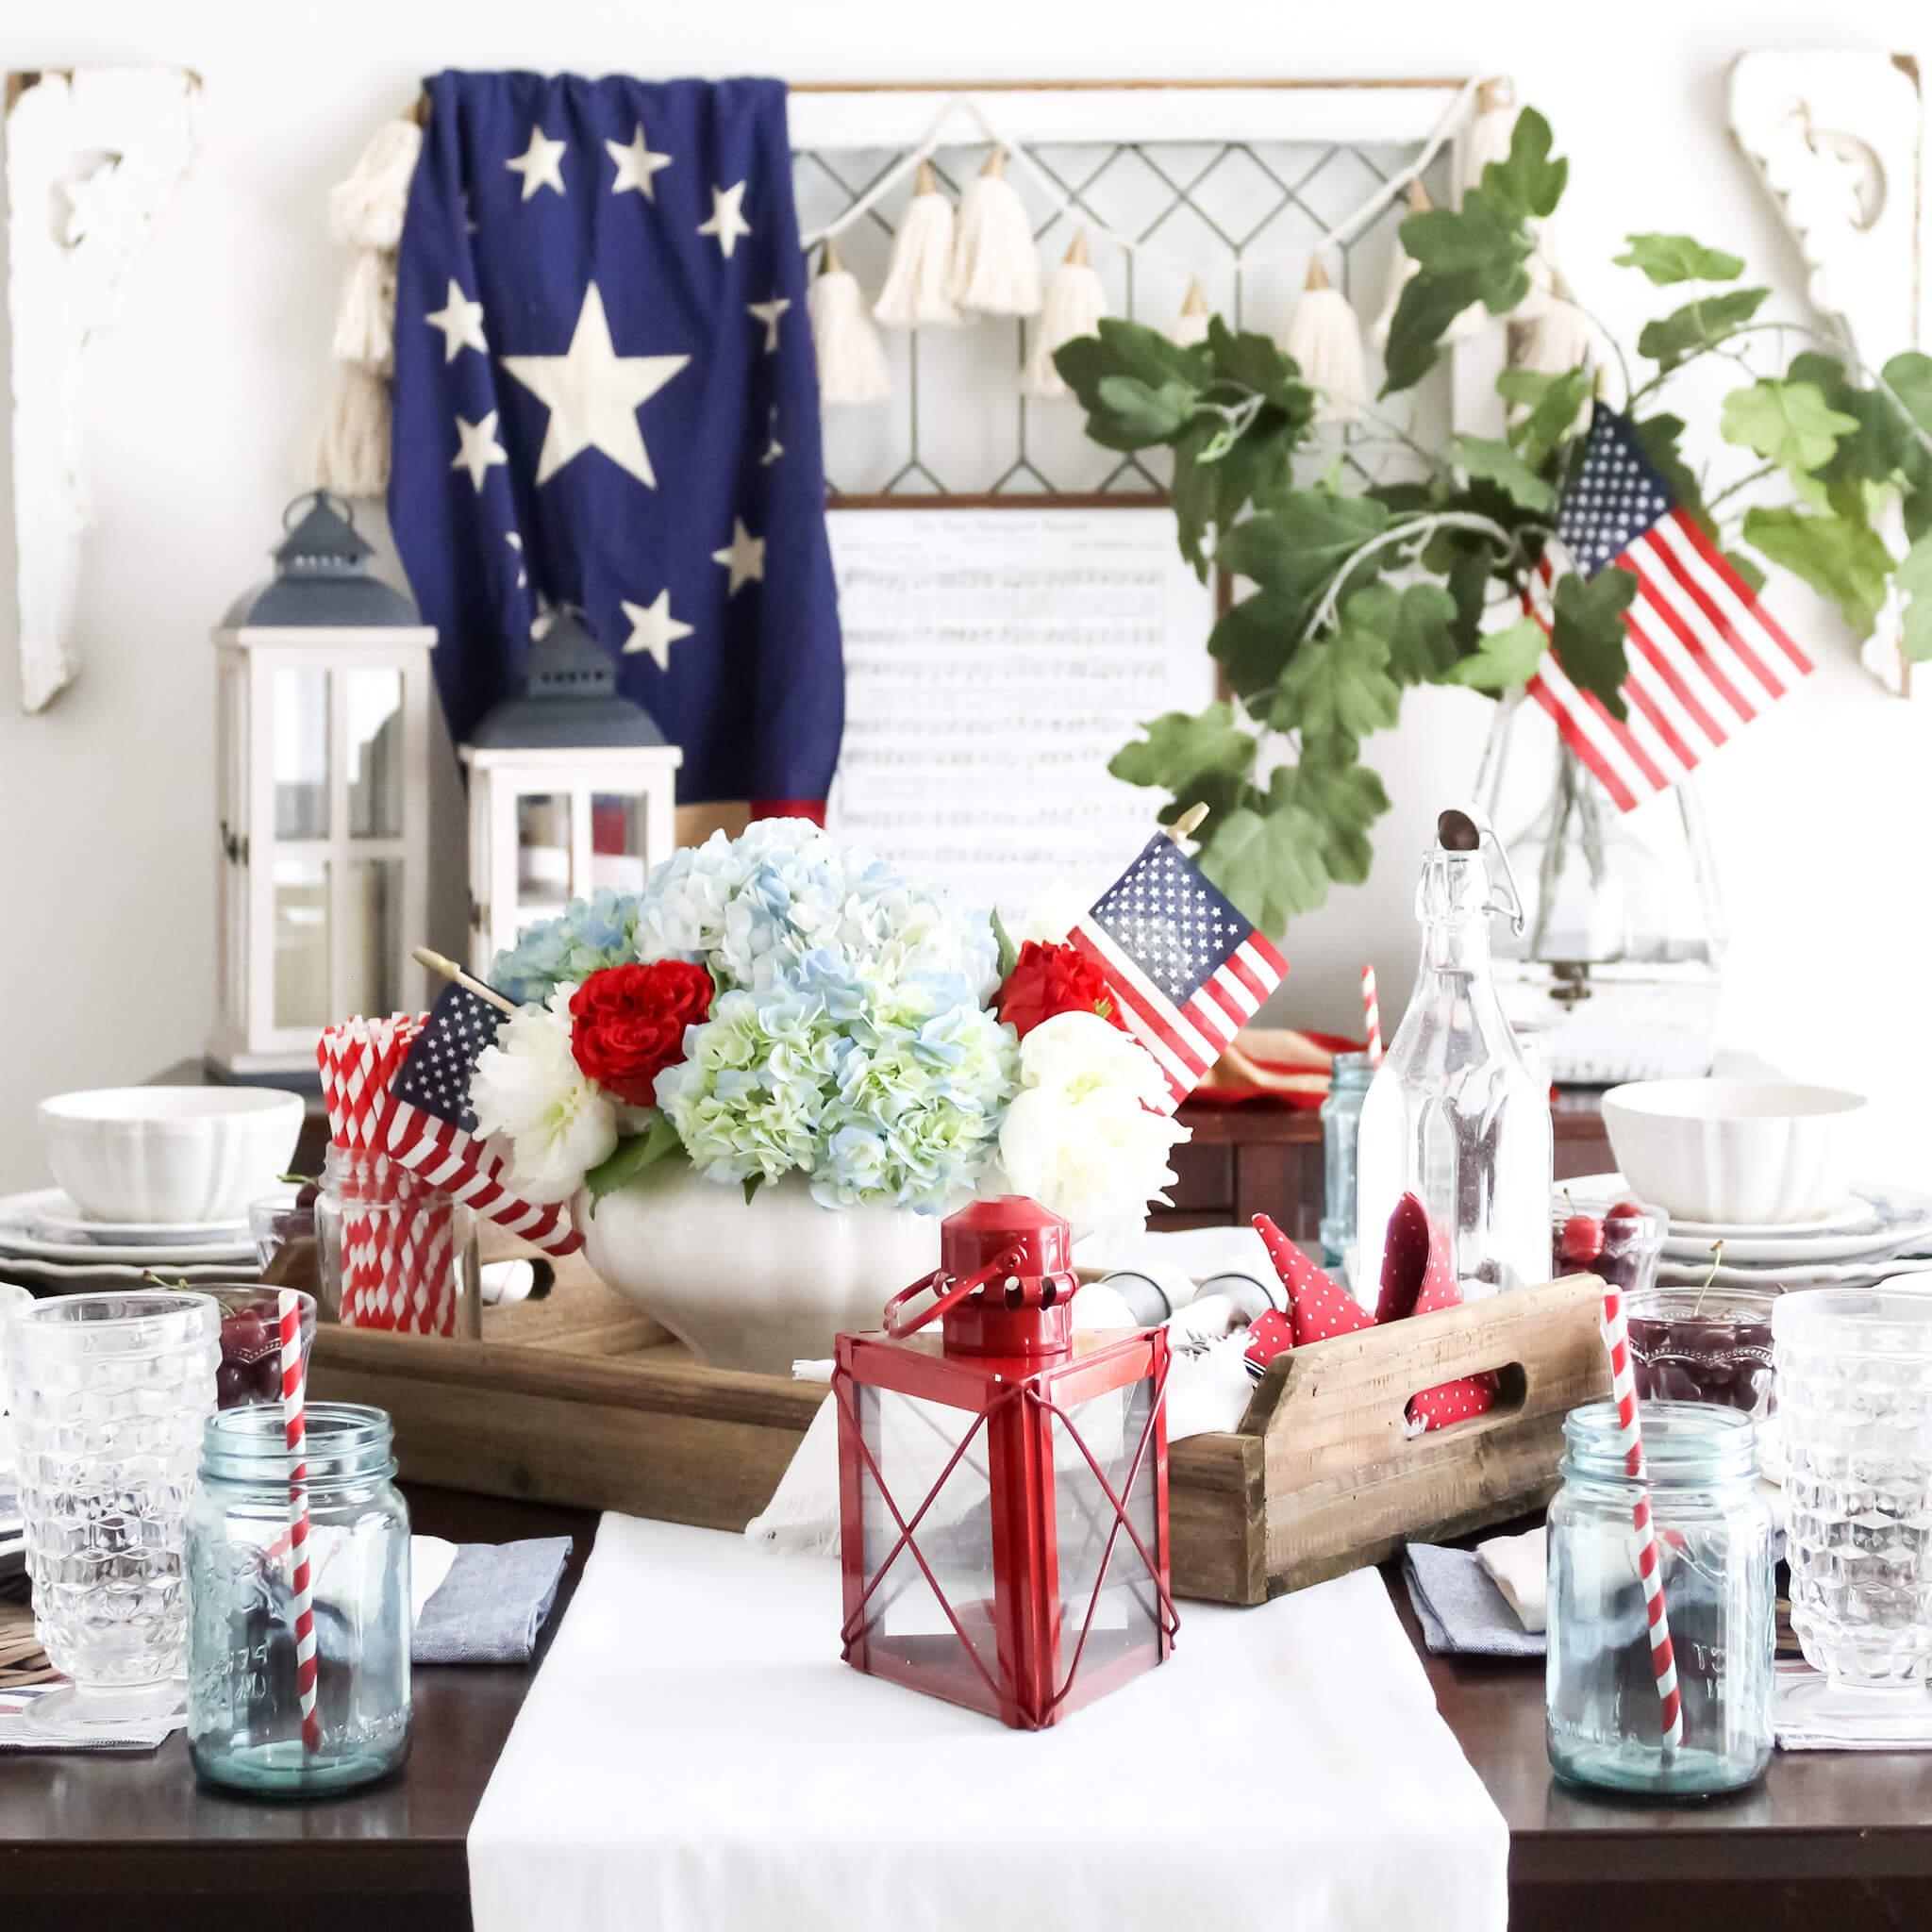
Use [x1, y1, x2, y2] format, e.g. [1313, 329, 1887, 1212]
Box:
[186, 1402, 411, 1796]
[1354, 812, 1553, 1304]
[1319, 1051, 1375, 1274]
[1546, 1402, 1774, 1796]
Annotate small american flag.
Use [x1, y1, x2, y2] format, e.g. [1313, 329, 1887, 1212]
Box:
[1525, 408, 1811, 811]
[386, 983, 583, 1257]
[1069, 835, 1289, 1112]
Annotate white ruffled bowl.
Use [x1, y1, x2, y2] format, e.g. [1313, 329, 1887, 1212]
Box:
[1601, 1078, 1866, 1225]
[575, 1164, 941, 1374]
[37, 1087, 306, 1225]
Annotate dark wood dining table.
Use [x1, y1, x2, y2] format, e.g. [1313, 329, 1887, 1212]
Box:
[6, 1487, 1932, 1931]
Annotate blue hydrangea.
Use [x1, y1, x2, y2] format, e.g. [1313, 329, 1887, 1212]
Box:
[491, 889, 641, 1006]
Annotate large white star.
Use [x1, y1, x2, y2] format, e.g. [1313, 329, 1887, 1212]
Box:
[451, 411, 508, 492]
[507, 126, 567, 200]
[501, 283, 690, 489]
[746, 296, 790, 353]
[621, 590, 696, 671]
[711, 518, 765, 594]
[425, 278, 487, 361]
[697, 181, 752, 258]
[607, 123, 672, 200]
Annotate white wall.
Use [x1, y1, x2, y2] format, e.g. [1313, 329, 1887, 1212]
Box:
[2, 0, 1928, 1191]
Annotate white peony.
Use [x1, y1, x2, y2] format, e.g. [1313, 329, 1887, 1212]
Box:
[1009, 879, 1089, 948]
[470, 985, 618, 1205]
[994, 1011, 1186, 1240]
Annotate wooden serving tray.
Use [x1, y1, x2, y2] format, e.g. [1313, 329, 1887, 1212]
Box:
[308, 1265, 1608, 1606]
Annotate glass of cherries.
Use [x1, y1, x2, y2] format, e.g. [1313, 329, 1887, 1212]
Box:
[1553, 1196, 1667, 1300]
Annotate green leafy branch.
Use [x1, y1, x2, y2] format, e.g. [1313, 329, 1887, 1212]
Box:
[1054, 106, 1932, 941]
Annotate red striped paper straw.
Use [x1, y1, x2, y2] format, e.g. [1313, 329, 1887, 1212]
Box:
[277, 1288, 321, 1754]
[1362, 964, 1383, 1067]
[1599, 1282, 1684, 1751]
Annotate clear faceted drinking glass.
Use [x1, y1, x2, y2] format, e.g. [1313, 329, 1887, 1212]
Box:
[1776, 1286, 1932, 1732]
[2, 1291, 221, 1729]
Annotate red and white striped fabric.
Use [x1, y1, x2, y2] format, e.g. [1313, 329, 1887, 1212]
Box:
[1524, 409, 1811, 813]
[1068, 832, 1289, 1112]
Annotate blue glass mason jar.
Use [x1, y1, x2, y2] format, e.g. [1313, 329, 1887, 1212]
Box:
[1319, 1050, 1375, 1270]
[1546, 1402, 1774, 1796]
[186, 1402, 411, 1795]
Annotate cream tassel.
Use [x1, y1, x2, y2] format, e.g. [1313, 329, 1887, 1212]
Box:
[311, 364, 391, 498]
[1171, 277, 1211, 347]
[1371, 181, 1487, 350]
[327, 118, 423, 250]
[1023, 229, 1108, 399]
[808, 241, 891, 404]
[1280, 258, 1366, 425]
[947, 148, 1042, 317]
[1458, 78, 1519, 195]
[331, 248, 397, 372]
[874, 158, 958, 326]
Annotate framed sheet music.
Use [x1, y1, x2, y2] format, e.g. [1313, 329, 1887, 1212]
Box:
[824, 506, 1217, 916]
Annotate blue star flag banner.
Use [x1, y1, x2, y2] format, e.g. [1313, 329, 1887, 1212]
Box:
[1069, 836, 1290, 1112]
[1524, 408, 1810, 813]
[391, 72, 842, 813]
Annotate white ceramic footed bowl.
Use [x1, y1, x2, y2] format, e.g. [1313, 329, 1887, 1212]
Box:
[1602, 1079, 1866, 1225]
[37, 1087, 306, 1225]
[575, 1165, 941, 1374]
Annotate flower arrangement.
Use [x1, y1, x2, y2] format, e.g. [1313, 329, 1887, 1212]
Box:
[470, 819, 1187, 1239]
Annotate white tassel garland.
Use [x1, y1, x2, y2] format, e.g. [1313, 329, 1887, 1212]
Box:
[873, 158, 958, 326]
[1171, 277, 1211, 348]
[327, 118, 424, 251]
[331, 248, 397, 372]
[1022, 228, 1108, 399]
[1458, 78, 1519, 195]
[947, 148, 1042, 318]
[1372, 180, 1487, 350]
[310, 363, 391, 498]
[1515, 265, 1610, 379]
[809, 242, 891, 404]
[1280, 257, 1367, 425]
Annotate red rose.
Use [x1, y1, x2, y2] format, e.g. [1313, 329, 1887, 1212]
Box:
[569, 960, 714, 1107]
[994, 941, 1128, 1041]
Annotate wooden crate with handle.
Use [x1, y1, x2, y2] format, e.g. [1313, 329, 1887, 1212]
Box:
[308, 1264, 1607, 1605]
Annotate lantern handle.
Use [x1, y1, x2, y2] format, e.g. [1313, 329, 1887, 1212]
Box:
[285, 488, 357, 532]
[882, 1246, 1024, 1340]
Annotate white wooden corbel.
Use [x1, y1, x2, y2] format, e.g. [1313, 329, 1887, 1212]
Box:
[1729, 50, 1925, 697]
[6, 66, 199, 713]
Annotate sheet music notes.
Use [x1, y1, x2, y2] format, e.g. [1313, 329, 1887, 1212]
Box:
[825, 508, 1219, 918]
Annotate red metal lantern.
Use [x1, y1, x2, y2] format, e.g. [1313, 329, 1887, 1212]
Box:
[833, 1196, 1176, 1731]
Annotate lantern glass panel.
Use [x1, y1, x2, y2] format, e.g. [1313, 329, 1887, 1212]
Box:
[591, 793, 648, 894]
[344, 857, 403, 1017]
[273, 668, 330, 841]
[857, 1384, 999, 1680]
[516, 793, 573, 908]
[1051, 1379, 1162, 1696]
[347, 668, 405, 839]
[273, 856, 330, 1030]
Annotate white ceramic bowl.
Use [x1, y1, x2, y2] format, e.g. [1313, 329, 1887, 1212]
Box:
[1601, 1079, 1866, 1226]
[36, 1088, 307, 1226]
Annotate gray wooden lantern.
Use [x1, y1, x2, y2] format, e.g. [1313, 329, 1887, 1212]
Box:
[461, 608, 682, 974]
[208, 492, 435, 1076]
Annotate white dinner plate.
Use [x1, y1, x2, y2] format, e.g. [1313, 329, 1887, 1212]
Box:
[1561, 1174, 1932, 1266]
[0, 1190, 256, 1267]
[1655, 1254, 1932, 1291]
[0, 1254, 259, 1292]
[23, 1191, 258, 1248]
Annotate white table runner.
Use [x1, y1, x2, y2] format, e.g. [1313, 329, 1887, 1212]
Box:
[469, 1515, 1507, 1932]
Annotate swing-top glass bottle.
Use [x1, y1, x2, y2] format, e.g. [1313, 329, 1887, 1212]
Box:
[1354, 810, 1553, 1306]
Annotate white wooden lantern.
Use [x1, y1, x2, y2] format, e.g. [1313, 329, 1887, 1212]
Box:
[460, 609, 682, 975]
[209, 493, 435, 1076]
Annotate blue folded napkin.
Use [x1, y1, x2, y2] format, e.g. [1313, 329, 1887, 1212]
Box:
[412, 1537, 573, 1665]
[1402, 1543, 1545, 1658]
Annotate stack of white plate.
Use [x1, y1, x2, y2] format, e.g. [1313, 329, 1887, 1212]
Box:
[1566, 1173, 1932, 1291]
[0, 1187, 263, 1291]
